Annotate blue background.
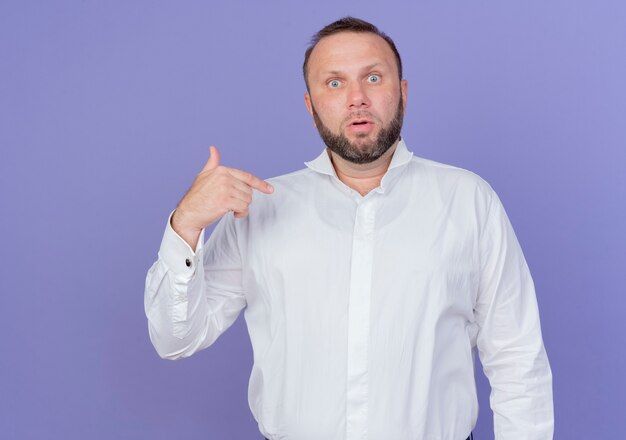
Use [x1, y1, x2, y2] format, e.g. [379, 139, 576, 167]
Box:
[1, 1, 625, 438]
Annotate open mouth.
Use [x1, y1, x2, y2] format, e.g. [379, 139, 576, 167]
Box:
[350, 119, 372, 126]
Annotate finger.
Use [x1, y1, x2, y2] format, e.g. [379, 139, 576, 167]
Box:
[232, 179, 254, 196]
[201, 145, 221, 172]
[228, 168, 274, 194]
[233, 208, 249, 219]
[231, 186, 253, 205]
[227, 197, 250, 216]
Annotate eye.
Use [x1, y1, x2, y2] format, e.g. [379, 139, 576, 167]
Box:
[367, 74, 381, 83]
[328, 79, 341, 89]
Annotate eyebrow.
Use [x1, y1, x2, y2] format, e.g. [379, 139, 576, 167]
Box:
[320, 62, 383, 76]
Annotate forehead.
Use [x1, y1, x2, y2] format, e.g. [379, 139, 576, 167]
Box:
[307, 31, 397, 76]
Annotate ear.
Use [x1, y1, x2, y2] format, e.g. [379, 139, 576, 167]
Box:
[400, 79, 408, 113]
[304, 93, 317, 128]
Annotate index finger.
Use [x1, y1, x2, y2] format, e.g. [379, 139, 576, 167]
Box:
[227, 168, 274, 194]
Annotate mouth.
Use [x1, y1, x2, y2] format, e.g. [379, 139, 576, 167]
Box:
[346, 119, 374, 134]
[349, 119, 372, 126]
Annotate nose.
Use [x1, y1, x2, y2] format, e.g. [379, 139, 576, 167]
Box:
[346, 81, 370, 109]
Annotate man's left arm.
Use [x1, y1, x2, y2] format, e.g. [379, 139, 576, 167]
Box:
[474, 190, 554, 440]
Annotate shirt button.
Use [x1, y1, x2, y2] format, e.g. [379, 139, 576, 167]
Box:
[185, 258, 192, 268]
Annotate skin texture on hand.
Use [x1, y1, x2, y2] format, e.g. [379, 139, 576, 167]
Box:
[171, 146, 273, 250]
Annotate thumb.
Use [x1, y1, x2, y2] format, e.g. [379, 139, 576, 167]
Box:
[201, 145, 221, 172]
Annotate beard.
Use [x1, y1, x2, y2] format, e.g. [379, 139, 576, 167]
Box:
[311, 97, 404, 165]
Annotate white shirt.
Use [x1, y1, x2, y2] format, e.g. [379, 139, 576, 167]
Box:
[144, 140, 553, 440]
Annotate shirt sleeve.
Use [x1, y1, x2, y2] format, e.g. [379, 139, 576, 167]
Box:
[474, 192, 554, 439]
[144, 211, 247, 359]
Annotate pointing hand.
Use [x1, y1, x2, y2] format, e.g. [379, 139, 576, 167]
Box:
[171, 146, 273, 249]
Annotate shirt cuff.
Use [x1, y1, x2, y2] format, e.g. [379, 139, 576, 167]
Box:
[157, 210, 205, 280]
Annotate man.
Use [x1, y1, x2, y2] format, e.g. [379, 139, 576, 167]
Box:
[145, 17, 553, 440]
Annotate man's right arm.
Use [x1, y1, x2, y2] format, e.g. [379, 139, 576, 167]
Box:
[144, 211, 245, 359]
[143, 146, 273, 359]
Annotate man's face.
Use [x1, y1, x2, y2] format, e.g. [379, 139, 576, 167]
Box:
[304, 31, 408, 164]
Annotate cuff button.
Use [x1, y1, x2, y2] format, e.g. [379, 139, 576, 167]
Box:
[185, 258, 192, 268]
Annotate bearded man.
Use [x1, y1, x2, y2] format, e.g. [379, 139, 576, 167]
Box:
[144, 17, 554, 440]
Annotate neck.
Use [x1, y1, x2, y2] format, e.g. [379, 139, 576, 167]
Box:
[329, 140, 399, 196]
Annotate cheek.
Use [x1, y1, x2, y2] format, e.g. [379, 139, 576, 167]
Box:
[314, 98, 344, 128]
[377, 92, 401, 119]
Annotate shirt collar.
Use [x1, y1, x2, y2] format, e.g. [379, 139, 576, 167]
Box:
[304, 138, 413, 177]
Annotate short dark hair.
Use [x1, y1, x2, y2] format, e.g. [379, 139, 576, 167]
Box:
[303, 16, 403, 90]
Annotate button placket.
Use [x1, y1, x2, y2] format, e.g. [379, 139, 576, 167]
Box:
[346, 197, 377, 440]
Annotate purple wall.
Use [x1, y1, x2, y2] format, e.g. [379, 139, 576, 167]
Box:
[2, 1, 625, 438]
